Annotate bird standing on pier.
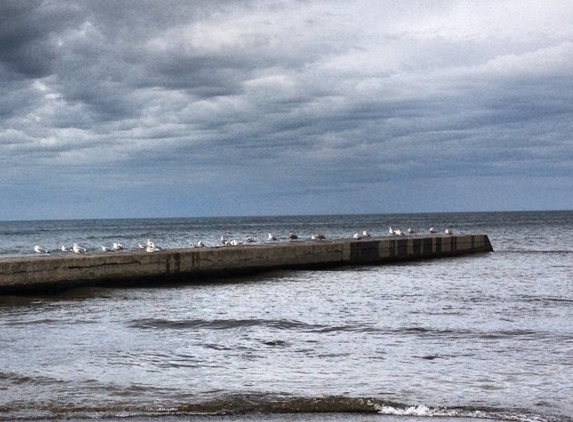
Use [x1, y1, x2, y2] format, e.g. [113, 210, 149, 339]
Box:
[268, 233, 277, 241]
[146, 244, 161, 252]
[445, 229, 453, 235]
[72, 243, 87, 254]
[429, 227, 437, 233]
[34, 245, 49, 254]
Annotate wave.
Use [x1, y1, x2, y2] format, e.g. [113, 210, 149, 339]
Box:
[0, 395, 568, 422]
[127, 318, 571, 343]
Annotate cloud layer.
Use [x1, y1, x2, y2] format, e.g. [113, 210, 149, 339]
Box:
[1, 0, 572, 219]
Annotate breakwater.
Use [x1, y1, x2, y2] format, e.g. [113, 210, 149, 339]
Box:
[0, 234, 493, 295]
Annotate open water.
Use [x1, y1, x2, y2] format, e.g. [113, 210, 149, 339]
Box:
[0, 211, 571, 422]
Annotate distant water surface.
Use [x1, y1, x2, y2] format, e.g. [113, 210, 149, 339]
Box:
[0, 211, 572, 422]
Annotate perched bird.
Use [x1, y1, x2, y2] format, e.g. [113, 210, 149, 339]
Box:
[407, 228, 416, 234]
[221, 236, 229, 245]
[34, 245, 49, 254]
[72, 243, 87, 254]
[353, 233, 362, 240]
[61, 245, 71, 252]
[429, 227, 437, 234]
[101, 245, 113, 252]
[230, 239, 242, 246]
[445, 229, 453, 235]
[197, 240, 206, 247]
[112, 242, 124, 251]
[312, 233, 326, 240]
[268, 233, 278, 241]
[389, 227, 403, 236]
[146, 239, 163, 249]
[288, 232, 299, 240]
[138, 243, 146, 250]
[245, 235, 256, 243]
[362, 230, 371, 237]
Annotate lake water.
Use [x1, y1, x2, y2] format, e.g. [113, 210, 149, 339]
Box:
[0, 211, 571, 422]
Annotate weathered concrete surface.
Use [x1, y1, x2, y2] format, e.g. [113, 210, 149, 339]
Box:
[0, 234, 493, 295]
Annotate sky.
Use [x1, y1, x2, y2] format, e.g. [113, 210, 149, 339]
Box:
[1, 0, 572, 220]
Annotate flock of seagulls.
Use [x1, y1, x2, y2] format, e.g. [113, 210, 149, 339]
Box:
[33, 226, 454, 255]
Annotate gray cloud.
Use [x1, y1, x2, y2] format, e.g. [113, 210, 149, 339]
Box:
[1, 0, 572, 220]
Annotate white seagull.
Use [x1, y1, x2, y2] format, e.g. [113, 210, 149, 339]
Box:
[407, 228, 416, 234]
[268, 233, 278, 241]
[245, 235, 256, 243]
[353, 233, 362, 240]
[34, 245, 49, 254]
[394, 229, 404, 236]
[429, 227, 437, 234]
[112, 242, 124, 251]
[61, 245, 71, 252]
[445, 229, 453, 235]
[146, 244, 161, 253]
[312, 233, 326, 240]
[389, 227, 395, 235]
[101, 245, 113, 252]
[72, 243, 87, 254]
[362, 230, 371, 237]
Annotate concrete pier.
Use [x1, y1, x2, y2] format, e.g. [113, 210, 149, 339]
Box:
[0, 234, 493, 295]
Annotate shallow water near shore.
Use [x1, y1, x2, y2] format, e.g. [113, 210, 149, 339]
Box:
[1, 211, 572, 422]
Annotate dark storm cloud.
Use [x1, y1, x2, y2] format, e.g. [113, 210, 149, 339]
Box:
[0, 0, 572, 219]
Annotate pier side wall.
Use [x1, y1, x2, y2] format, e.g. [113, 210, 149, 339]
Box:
[0, 235, 493, 295]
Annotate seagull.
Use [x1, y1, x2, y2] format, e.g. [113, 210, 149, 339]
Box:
[288, 232, 299, 240]
[389, 227, 403, 236]
[61, 245, 71, 252]
[138, 243, 146, 250]
[72, 243, 87, 254]
[445, 229, 453, 235]
[353, 233, 362, 240]
[197, 240, 206, 247]
[146, 244, 161, 253]
[429, 227, 437, 234]
[312, 233, 326, 240]
[221, 235, 229, 245]
[268, 233, 278, 241]
[34, 245, 49, 254]
[407, 228, 416, 234]
[245, 235, 256, 243]
[230, 239, 243, 246]
[362, 230, 371, 237]
[101, 245, 113, 252]
[112, 242, 124, 251]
